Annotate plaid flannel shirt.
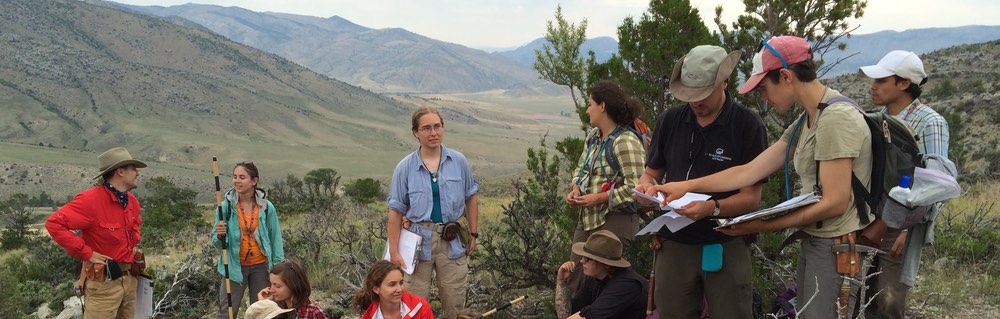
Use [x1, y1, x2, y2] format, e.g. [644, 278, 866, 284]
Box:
[295, 301, 330, 319]
[572, 127, 646, 231]
[880, 98, 949, 157]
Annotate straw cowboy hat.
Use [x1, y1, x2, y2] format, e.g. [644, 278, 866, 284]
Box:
[668, 45, 742, 102]
[572, 230, 631, 268]
[93, 147, 147, 180]
[244, 299, 295, 319]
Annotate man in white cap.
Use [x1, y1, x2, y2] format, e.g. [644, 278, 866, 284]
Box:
[861, 50, 949, 319]
[633, 45, 768, 318]
[46, 147, 147, 319]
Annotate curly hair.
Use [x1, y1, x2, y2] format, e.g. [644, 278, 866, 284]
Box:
[353, 260, 405, 313]
[589, 80, 644, 127]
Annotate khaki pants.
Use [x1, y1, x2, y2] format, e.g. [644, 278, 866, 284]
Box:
[84, 275, 138, 319]
[655, 238, 753, 319]
[567, 210, 639, 291]
[406, 229, 468, 319]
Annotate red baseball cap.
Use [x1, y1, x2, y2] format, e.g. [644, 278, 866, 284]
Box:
[738, 36, 813, 94]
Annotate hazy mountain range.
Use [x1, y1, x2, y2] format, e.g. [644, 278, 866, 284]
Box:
[0, 0, 576, 199]
[495, 26, 1000, 78]
[93, 0, 558, 94]
[94, 1, 1000, 90]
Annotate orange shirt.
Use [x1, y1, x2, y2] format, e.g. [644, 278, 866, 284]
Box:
[237, 203, 267, 266]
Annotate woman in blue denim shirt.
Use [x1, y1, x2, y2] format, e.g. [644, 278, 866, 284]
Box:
[386, 107, 479, 319]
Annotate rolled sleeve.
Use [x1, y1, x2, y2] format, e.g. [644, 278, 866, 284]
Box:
[387, 159, 412, 214]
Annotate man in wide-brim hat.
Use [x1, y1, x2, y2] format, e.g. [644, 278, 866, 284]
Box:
[633, 45, 769, 318]
[555, 230, 648, 319]
[46, 147, 147, 319]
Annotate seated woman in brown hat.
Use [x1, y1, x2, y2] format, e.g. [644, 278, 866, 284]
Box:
[556, 230, 648, 319]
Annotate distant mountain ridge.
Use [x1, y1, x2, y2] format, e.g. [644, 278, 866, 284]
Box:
[495, 26, 1000, 78]
[821, 25, 1000, 77]
[101, 1, 556, 94]
[0, 0, 577, 199]
[495, 36, 619, 67]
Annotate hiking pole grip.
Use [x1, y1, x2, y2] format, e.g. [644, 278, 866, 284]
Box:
[481, 295, 527, 317]
[213, 157, 234, 319]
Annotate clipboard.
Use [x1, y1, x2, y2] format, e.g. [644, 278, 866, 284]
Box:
[715, 192, 821, 228]
[383, 228, 422, 274]
[135, 274, 154, 318]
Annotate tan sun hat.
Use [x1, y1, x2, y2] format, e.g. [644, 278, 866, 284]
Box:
[244, 299, 295, 319]
[571, 230, 630, 268]
[93, 147, 147, 180]
[669, 45, 741, 102]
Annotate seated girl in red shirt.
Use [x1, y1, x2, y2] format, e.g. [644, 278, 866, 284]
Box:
[355, 260, 434, 319]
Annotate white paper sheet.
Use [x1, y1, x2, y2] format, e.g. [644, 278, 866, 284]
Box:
[135, 275, 153, 318]
[636, 211, 696, 235]
[383, 228, 422, 275]
[632, 191, 712, 234]
[631, 189, 711, 210]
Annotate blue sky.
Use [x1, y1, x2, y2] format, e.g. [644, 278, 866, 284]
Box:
[111, 0, 1000, 50]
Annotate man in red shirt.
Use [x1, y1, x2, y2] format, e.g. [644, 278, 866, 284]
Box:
[46, 147, 146, 319]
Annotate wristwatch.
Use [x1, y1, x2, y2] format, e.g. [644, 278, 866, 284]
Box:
[711, 198, 721, 217]
[470, 232, 480, 239]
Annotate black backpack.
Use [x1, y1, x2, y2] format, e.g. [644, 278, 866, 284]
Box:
[789, 96, 922, 226]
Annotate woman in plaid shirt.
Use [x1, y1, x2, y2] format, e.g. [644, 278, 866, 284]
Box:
[564, 80, 646, 289]
[254, 259, 330, 319]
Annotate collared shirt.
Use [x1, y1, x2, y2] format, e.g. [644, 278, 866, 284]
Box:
[879, 98, 949, 157]
[647, 96, 768, 244]
[295, 300, 331, 319]
[388, 144, 478, 223]
[388, 145, 478, 260]
[572, 126, 645, 231]
[45, 185, 142, 262]
[571, 267, 648, 319]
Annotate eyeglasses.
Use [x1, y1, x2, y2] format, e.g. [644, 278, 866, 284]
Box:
[580, 256, 591, 263]
[761, 40, 789, 70]
[417, 123, 444, 133]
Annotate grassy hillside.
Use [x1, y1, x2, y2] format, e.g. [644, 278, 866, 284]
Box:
[0, 0, 579, 200]
[825, 40, 1000, 179]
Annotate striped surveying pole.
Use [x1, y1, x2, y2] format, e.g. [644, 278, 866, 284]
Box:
[214, 157, 234, 319]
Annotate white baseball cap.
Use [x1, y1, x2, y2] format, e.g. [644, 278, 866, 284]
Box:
[860, 50, 927, 85]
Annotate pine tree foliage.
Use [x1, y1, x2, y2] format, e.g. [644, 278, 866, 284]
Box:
[601, 0, 718, 124]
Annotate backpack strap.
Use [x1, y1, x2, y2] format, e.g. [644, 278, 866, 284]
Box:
[813, 96, 873, 228]
[603, 125, 643, 178]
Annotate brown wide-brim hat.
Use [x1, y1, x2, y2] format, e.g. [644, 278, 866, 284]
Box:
[669, 45, 741, 102]
[93, 147, 147, 180]
[571, 230, 630, 268]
